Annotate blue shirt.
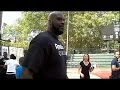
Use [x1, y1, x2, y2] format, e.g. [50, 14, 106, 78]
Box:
[16, 65, 23, 78]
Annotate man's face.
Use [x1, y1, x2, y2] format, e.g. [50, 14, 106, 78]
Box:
[3, 52, 7, 57]
[52, 14, 65, 35]
[115, 51, 120, 59]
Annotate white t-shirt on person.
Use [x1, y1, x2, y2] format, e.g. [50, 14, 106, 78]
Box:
[5, 59, 19, 74]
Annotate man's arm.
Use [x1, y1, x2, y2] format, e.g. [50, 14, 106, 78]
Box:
[21, 67, 33, 79]
[111, 58, 120, 71]
[112, 65, 120, 71]
[21, 36, 49, 79]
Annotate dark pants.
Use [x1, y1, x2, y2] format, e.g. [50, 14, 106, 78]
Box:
[0, 68, 7, 79]
[6, 74, 16, 79]
[80, 75, 90, 79]
[109, 75, 120, 79]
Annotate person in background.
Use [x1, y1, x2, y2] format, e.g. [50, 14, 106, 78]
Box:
[4, 54, 19, 79]
[16, 50, 27, 79]
[0, 52, 9, 79]
[78, 54, 94, 79]
[3, 52, 9, 61]
[16, 57, 24, 79]
[0, 56, 6, 79]
[110, 50, 120, 79]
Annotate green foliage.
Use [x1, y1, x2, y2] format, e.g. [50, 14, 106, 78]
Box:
[2, 11, 120, 51]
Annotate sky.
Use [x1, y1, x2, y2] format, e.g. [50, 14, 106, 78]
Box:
[2, 11, 22, 25]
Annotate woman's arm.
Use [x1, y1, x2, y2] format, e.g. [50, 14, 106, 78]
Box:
[78, 64, 84, 78]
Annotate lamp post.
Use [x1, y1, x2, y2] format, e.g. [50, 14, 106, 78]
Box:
[0, 12, 2, 55]
[66, 11, 69, 55]
[118, 32, 120, 51]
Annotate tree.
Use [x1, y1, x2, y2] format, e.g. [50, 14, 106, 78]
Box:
[3, 11, 119, 53]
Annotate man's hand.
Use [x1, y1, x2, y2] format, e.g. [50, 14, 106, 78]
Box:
[21, 67, 33, 79]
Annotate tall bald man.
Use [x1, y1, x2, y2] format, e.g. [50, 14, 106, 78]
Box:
[22, 11, 68, 79]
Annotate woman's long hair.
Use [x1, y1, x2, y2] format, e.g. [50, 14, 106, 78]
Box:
[83, 54, 90, 62]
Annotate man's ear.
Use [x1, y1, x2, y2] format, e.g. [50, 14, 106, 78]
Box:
[49, 19, 52, 25]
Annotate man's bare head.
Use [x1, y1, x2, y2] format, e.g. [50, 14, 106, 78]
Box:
[48, 11, 63, 20]
[47, 11, 65, 35]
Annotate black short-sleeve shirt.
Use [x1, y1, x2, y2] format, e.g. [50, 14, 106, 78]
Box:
[80, 61, 91, 77]
[111, 57, 120, 78]
[23, 31, 68, 79]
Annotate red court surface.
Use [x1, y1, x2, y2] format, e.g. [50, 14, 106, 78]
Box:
[91, 68, 111, 79]
[67, 68, 111, 79]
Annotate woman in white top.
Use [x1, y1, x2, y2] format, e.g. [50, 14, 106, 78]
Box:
[4, 54, 19, 79]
